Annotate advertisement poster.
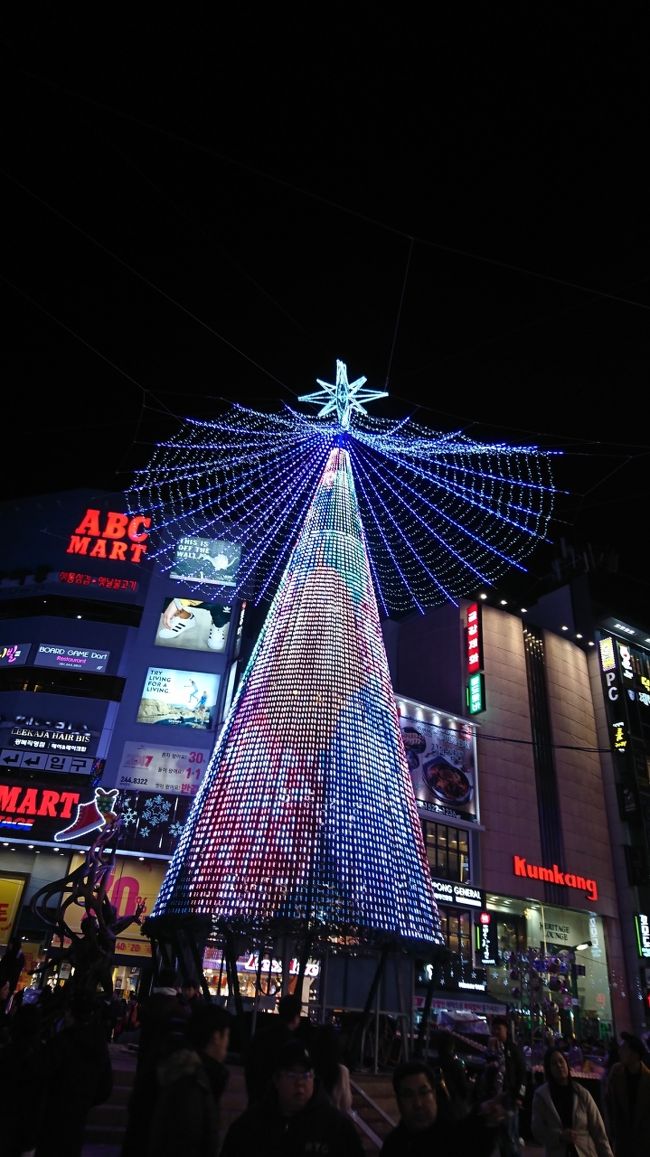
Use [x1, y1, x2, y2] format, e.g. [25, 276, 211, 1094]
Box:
[0, 874, 27, 944]
[117, 741, 211, 796]
[170, 536, 241, 587]
[396, 696, 479, 824]
[154, 597, 232, 654]
[66, 855, 168, 958]
[136, 666, 220, 729]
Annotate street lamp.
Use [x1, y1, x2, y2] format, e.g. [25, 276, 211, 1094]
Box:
[567, 942, 592, 1041]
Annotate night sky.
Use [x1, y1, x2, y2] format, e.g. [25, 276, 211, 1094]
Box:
[3, 10, 648, 607]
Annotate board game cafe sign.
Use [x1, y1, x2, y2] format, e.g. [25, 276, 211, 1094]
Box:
[66, 509, 151, 564]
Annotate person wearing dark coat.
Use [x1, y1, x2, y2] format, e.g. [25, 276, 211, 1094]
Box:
[243, 990, 303, 1105]
[121, 967, 192, 1156]
[380, 1059, 504, 1157]
[0, 1002, 48, 1157]
[148, 1002, 232, 1156]
[0, 935, 26, 1009]
[34, 994, 113, 1157]
[222, 1039, 364, 1157]
[605, 1032, 650, 1156]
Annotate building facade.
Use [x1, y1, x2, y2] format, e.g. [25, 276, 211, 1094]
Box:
[0, 489, 647, 1040]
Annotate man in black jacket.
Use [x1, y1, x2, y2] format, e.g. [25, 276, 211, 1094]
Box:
[221, 1039, 364, 1157]
[381, 1060, 504, 1156]
[243, 991, 303, 1105]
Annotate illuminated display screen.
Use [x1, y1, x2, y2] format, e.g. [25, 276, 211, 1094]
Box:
[154, 597, 232, 654]
[397, 697, 478, 824]
[136, 667, 220, 730]
[117, 741, 210, 796]
[170, 536, 241, 587]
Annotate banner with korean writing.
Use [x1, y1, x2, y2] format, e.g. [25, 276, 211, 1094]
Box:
[117, 741, 210, 797]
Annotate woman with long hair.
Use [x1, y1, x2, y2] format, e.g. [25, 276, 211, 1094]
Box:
[531, 1046, 613, 1157]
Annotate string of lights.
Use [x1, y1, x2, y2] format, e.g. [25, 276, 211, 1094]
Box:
[126, 361, 561, 616]
[152, 434, 446, 948]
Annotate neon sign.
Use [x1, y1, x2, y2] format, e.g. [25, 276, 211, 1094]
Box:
[66, 509, 151, 564]
[513, 854, 598, 901]
[0, 783, 80, 830]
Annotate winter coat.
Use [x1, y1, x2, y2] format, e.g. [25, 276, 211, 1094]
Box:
[380, 1110, 502, 1156]
[148, 1047, 222, 1157]
[531, 1080, 613, 1157]
[220, 1085, 365, 1157]
[605, 1059, 650, 1156]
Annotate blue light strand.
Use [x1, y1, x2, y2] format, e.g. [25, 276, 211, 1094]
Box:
[126, 363, 559, 614]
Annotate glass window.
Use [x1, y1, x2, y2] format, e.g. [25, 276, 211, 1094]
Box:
[421, 821, 470, 882]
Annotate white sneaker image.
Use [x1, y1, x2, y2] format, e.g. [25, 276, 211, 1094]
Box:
[207, 623, 227, 650]
[159, 610, 197, 639]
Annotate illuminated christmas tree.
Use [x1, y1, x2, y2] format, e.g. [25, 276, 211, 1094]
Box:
[132, 362, 557, 953]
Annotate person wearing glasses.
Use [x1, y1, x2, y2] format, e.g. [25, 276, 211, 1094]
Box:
[220, 1039, 364, 1156]
[381, 1059, 505, 1155]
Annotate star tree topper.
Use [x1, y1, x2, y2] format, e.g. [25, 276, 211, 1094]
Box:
[298, 359, 388, 429]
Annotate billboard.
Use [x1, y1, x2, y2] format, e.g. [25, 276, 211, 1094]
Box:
[170, 536, 241, 587]
[116, 741, 211, 796]
[136, 666, 220, 730]
[396, 695, 479, 824]
[0, 694, 105, 756]
[154, 597, 232, 654]
[34, 643, 110, 673]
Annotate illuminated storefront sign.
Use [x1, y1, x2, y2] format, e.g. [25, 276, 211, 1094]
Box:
[35, 644, 110, 674]
[432, 879, 484, 908]
[58, 571, 139, 592]
[465, 602, 486, 714]
[476, 910, 498, 966]
[466, 602, 483, 673]
[466, 672, 485, 715]
[66, 508, 151, 564]
[0, 782, 81, 832]
[0, 750, 102, 777]
[634, 913, 650, 959]
[0, 643, 31, 668]
[513, 854, 598, 901]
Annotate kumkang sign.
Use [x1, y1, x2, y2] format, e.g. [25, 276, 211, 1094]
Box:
[513, 854, 598, 902]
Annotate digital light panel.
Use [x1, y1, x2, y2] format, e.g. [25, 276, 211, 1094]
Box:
[126, 361, 560, 616]
[153, 442, 446, 950]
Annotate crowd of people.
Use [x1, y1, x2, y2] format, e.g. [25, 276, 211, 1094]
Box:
[3, 954, 650, 1157]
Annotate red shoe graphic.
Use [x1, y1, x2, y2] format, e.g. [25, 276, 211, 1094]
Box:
[54, 787, 119, 842]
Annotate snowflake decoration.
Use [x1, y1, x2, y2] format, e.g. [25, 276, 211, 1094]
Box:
[142, 795, 172, 827]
